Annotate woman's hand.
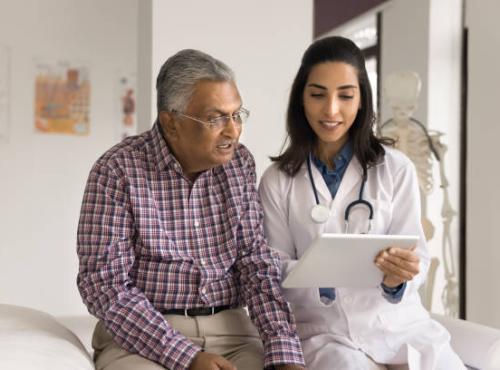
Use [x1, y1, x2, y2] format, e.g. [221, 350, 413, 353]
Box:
[375, 246, 420, 287]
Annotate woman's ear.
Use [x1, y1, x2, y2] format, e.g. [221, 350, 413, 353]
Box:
[159, 111, 178, 139]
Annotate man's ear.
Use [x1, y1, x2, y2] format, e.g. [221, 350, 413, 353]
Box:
[159, 111, 178, 139]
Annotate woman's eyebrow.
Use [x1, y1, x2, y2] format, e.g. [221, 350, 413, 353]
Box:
[306, 83, 327, 90]
[306, 83, 358, 90]
[338, 85, 358, 90]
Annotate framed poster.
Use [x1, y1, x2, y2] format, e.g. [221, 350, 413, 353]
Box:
[34, 60, 90, 135]
[116, 74, 137, 141]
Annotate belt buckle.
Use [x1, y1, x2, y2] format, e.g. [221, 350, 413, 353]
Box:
[183, 307, 216, 317]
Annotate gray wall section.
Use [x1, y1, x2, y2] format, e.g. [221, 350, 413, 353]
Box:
[379, 0, 430, 127]
[137, 0, 153, 132]
[466, 0, 500, 328]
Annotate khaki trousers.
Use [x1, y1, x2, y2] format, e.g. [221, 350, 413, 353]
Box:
[92, 308, 264, 370]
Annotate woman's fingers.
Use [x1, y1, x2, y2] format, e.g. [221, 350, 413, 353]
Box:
[377, 258, 415, 282]
[375, 247, 420, 274]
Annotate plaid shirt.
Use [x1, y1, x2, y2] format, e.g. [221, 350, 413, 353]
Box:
[77, 122, 304, 370]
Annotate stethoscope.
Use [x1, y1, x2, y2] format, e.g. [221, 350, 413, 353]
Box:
[306, 155, 374, 233]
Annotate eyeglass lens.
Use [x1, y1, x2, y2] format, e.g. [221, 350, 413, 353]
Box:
[213, 110, 249, 126]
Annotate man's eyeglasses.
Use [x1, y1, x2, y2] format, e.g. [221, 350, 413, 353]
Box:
[171, 108, 250, 129]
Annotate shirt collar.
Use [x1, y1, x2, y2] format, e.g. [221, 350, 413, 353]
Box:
[312, 140, 354, 175]
[151, 120, 183, 172]
[152, 120, 224, 178]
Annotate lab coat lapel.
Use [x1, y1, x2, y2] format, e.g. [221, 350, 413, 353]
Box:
[333, 156, 363, 204]
[303, 160, 332, 204]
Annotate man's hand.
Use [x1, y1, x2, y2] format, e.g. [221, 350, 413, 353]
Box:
[275, 365, 306, 370]
[375, 246, 420, 287]
[189, 352, 236, 370]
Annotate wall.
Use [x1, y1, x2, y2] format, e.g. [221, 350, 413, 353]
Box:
[148, 0, 313, 178]
[137, 0, 153, 134]
[0, 0, 138, 316]
[466, 0, 500, 328]
[379, 0, 431, 125]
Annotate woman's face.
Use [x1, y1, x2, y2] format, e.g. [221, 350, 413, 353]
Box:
[303, 61, 361, 157]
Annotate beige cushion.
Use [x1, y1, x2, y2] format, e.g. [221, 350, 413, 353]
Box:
[0, 304, 95, 370]
[432, 313, 500, 370]
[57, 314, 98, 355]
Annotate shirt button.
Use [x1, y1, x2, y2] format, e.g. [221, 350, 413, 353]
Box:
[200, 259, 206, 266]
[194, 220, 200, 227]
[201, 287, 206, 294]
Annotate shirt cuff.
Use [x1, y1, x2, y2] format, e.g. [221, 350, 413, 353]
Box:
[263, 335, 305, 369]
[319, 287, 336, 300]
[380, 281, 407, 303]
[319, 287, 336, 305]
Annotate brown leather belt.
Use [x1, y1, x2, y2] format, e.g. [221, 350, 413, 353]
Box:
[163, 305, 231, 317]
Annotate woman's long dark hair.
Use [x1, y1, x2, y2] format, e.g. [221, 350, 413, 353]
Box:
[271, 36, 393, 176]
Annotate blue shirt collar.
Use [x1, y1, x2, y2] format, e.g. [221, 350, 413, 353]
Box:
[311, 140, 353, 175]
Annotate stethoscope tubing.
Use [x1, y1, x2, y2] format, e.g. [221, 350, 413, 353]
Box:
[307, 155, 374, 232]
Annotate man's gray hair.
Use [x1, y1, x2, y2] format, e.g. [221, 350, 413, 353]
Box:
[156, 49, 235, 114]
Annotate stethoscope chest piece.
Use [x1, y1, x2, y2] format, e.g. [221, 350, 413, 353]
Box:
[311, 204, 330, 224]
[307, 153, 373, 230]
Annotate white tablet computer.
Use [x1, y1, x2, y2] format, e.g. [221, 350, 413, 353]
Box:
[281, 233, 419, 289]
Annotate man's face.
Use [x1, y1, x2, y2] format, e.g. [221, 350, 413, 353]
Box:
[162, 80, 243, 178]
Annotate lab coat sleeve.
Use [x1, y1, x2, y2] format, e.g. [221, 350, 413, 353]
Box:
[259, 166, 326, 307]
[387, 160, 430, 296]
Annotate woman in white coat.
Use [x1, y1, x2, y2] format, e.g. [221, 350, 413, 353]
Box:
[258, 36, 464, 370]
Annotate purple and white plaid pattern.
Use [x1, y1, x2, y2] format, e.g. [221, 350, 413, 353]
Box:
[77, 123, 304, 370]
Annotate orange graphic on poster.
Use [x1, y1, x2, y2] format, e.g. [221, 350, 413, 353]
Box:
[35, 62, 90, 135]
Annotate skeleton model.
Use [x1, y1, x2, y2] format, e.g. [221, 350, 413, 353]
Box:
[379, 71, 458, 317]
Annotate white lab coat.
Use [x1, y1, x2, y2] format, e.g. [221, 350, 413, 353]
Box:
[258, 146, 463, 370]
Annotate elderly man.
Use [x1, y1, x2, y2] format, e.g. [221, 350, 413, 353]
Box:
[77, 49, 305, 370]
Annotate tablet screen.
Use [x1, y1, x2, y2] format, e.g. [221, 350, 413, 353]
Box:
[282, 233, 419, 288]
